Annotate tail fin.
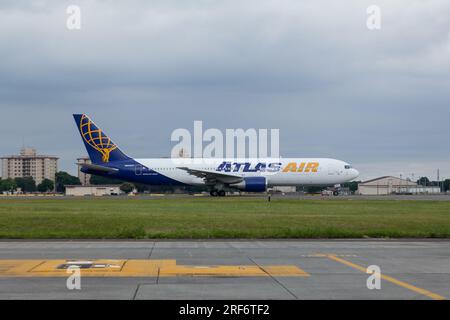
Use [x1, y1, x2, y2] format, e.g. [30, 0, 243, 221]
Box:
[73, 114, 130, 164]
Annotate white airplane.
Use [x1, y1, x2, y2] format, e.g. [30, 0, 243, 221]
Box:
[74, 114, 359, 196]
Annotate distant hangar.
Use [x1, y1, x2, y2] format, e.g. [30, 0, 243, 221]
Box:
[357, 176, 440, 195]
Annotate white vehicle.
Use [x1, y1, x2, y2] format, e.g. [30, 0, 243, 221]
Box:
[73, 114, 359, 196]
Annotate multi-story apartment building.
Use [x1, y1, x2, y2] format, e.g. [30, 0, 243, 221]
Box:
[1, 148, 58, 185]
[76, 157, 92, 186]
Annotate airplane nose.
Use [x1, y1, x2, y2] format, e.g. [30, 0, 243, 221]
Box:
[352, 169, 359, 179]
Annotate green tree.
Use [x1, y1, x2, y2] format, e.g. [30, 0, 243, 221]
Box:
[120, 183, 135, 194]
[37, 179, 55, 193]
[341, 181, 360, 193]
[4, 178, 17, 192]
[417, 177, 430, 186]
[90, 175, 123, 185]
[55, 171, 81, 193]
[135, 183, 150, 193]
[444, 179, 450, 192]
[0, 178, 17, 193]
[14, 177, 36, 193]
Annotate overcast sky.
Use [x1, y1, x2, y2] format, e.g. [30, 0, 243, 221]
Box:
[0, 0, 449, 181]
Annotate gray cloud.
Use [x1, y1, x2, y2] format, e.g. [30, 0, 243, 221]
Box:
[0, 0, 449, 180]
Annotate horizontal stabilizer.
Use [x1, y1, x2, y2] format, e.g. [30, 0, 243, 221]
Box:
[77, 163, 119, 173]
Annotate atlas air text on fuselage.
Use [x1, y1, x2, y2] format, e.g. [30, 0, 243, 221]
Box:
[216, 161, 319, 173]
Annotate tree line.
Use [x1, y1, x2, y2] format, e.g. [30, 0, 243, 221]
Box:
[0, 171, 80, 193]
[0, 172, 135, 194]
[0, 176, 54, 193]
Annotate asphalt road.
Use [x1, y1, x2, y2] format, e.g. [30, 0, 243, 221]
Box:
[0, 240, 448, 300]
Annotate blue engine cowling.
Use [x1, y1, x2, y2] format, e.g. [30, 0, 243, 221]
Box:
[230, 177, 267, 192]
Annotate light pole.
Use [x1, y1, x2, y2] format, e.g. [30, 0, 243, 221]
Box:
[400, 173, 402, 194]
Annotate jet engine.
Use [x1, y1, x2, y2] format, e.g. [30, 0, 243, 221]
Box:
[229, 177, 267, 192]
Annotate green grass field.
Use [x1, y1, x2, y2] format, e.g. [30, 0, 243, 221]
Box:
[0, 197, 449, 239]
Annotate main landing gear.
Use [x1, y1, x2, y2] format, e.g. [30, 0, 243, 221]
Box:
[210, 190, 226, 197]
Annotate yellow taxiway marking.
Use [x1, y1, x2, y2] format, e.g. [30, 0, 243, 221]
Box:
[326, 254, 446, 301]
[0, 259, 308, 278]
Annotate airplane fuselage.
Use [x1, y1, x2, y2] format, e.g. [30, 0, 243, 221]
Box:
[74, 114, 359, 195]
[82, 157, 359, 189]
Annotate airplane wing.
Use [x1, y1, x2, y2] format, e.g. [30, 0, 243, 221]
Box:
[177, 167, 243, 184]
[77, 163, 119, 174]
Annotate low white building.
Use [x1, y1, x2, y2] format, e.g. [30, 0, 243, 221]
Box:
[357, 176, 440, 195]
[65, 185, 124, 196]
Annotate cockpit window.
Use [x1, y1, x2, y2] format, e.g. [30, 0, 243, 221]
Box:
[344, 165, 352, 169]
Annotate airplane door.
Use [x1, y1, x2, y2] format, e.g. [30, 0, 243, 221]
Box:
[135, 164, 142, 175]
